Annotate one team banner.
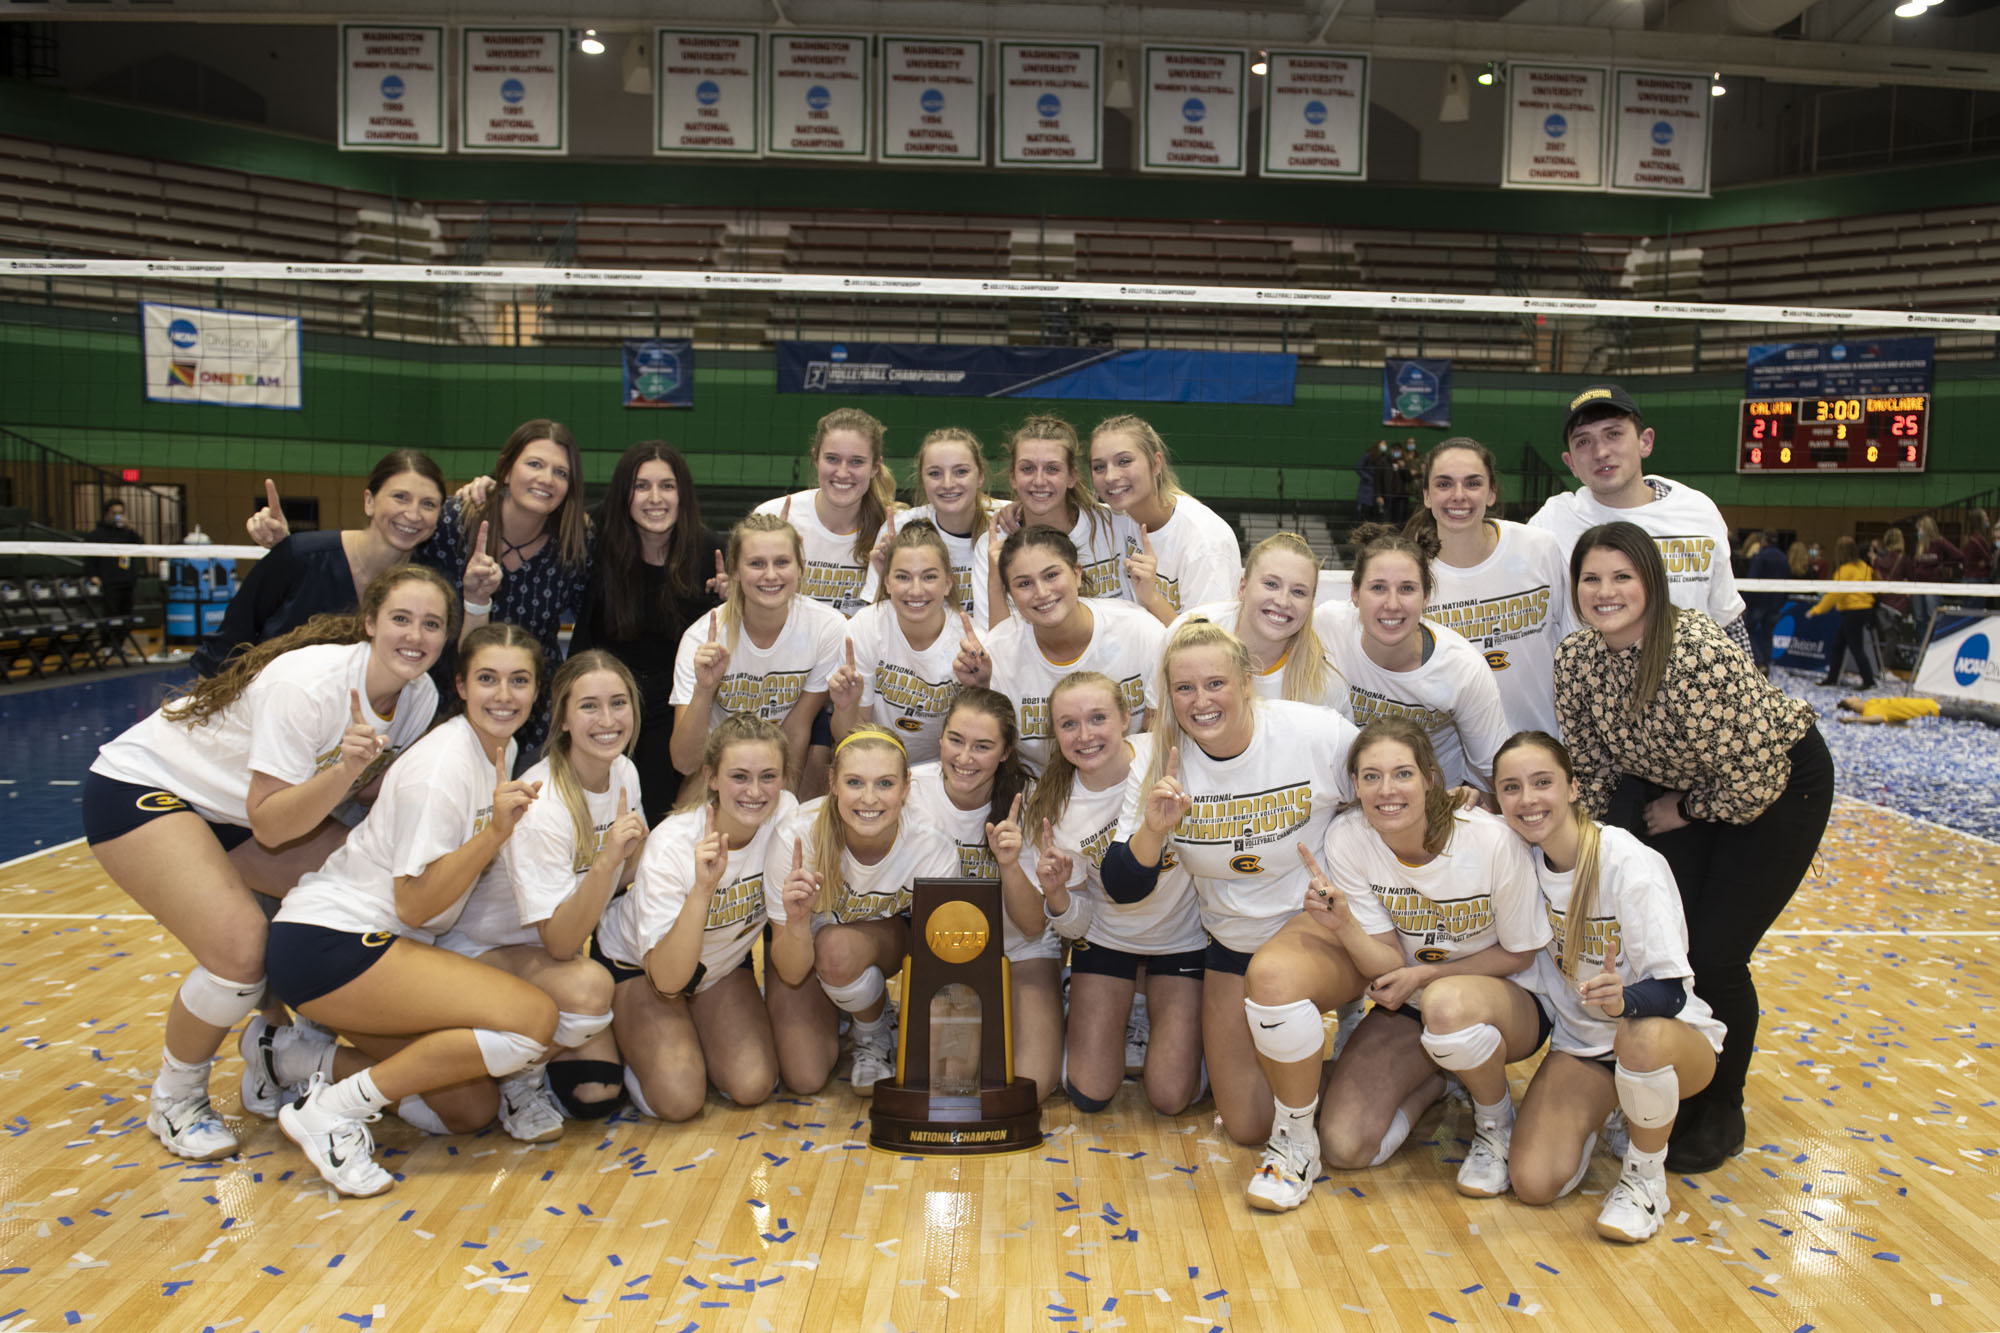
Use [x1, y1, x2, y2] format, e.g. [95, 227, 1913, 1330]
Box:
[655, 30, 762, 157]
[143, 302, 302, 411]
[1383, 357, 1451, 428]
[1745, 336, 1935, 397]
[777, 343, 1295, 405]
[879, 36, 984, 163]
[1140, 46, 1248, 176]
[1502, 63, 1607, 191]
[1261, 51, 1368, 180]
[1914, 611, 2000, 705]
[338, 25, 444, 152]
[458, 28, 566, 154]
[997, 42, 1101, 169]
[1608, 70, 1710, 196]
[766, 32, 870, 159]
[622, 340, 694, 409]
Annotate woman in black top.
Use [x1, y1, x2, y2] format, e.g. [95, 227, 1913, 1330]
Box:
[569, 441, 725, 820]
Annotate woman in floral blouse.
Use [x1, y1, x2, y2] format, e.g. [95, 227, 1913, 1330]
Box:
[1553, 521, 1831, 1176]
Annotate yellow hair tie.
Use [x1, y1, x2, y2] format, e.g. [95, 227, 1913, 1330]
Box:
[833, 728, 906, 758]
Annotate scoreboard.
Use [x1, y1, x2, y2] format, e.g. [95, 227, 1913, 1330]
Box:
[1737, 394, 1929, 473]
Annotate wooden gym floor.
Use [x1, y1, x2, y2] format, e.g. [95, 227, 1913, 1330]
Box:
[0, 795, 1992, 1333]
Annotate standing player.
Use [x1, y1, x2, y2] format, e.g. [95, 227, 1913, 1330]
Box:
[1170, 532, 1346, 712]
[755, 407, 894, 618]
[89, 567, 452, 1160]
[833, 522, 976, 766]
[1408, 439, 1570, 736]
[889, 426, 999, 623]
[978, 416, 1142, 621]
[1530, 385, 1750, 655]
[1088, 415, 1243, 623]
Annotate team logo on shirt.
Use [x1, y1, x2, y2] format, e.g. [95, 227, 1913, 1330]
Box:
[1544, 904, 1621, 964]
[1428, 587, 1552, 650]
[798, 561, 869, 612]
[1172, 783, 1312, 854]
[1653, 536, 1714, 578]
[706, 874, 767, 939]
[1347, 687, 1453, 732]
[1229, 853, 1263, 874]
[1369, 886, 1495, 947]
[949, 563, 974, 612]
[952, 840, 999, 880]
[831, 882, 911, 923]
[472, 801, 496, 835]
[572, 818, 618, 875]
[1019, 677, 1145, 742]
[873, 664, 956, 720]
[714, 670, 810, 720]
[1077, 556, 1124, 600]
[135, 791, 187, 813]
[361, 931, 394, 949]
[1078, 819, 1118, 868]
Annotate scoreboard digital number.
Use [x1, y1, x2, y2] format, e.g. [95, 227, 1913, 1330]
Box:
[1737, 395, 1929, 473]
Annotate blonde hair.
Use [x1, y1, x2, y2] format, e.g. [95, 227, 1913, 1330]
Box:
[1021, 670, 1128, 840]
[812, 407, 895, 564]
[1089, 414, 1183, 503]
[1240, 532, 1338, 708]
[1494, 730, 1602, 980]
[721, 512, 805, 652]
[1144, 619, 1255, 794]
[544, 651, 641, 862]
[910, 427, 992, 542]
[673, 712, 790, 816]
[1348, 719, 1457, 856]
[1007, 414, 1112, 548]
[809, 726, 909, 914]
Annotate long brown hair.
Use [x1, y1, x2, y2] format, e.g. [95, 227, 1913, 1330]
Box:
[172, 564, 458, 727]
[1007, 415, 1111, 548]
[1494, 730, 1602, 980]
[1348, 719, 1457, 856]
[810, 727, 909, 914]
[365, 448, 446, 503]
[812, 407, 895, 564]
[597, 441, 708, 640]
[464, 418, 591, 573]
[1239, 532, 1337, 707]
[673, 711, 791, 816]
[909, 427, 993, 541]
[543, 650, 641, 862]
[1569, 521, 1679, 718]
[1350, 521, 1436, 600]
[1403, 437, 1500, 558]
[1021, 670, 1128, 840]
[941, 686, 1029, 830]
[874, 519, 953, 608]
[720, 513, 805, 651]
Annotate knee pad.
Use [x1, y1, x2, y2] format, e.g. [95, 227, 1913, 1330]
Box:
[1064, 1078, 1112, 1113]
[1369, 1107, 1412, 1167]
[622, 1064, 658, 1120]
[178, 966, 265, 1028]
[1419, 1021, 1503, 1073]
[552, 1009, 613, 1050]
[547, 1059, 627, 1120]
[820, 965, 885, 1015]
[473, 1028, 548, 1078]
[1614, 1061, 1680, 1130]
[1244, 998, 1325, 1065]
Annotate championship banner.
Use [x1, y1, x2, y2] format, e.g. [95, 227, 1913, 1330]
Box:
[1502, 64, 1607, 191]
[1140, 46, 1248, 176]
[767, 32, 870, 159]
[1770, 598, 1837, 675]
[1383, 357, 1450, 428]
[458, 28, 566, 154]
[338, 25, 444, 152]
[623, 340, 693, 408]
[777, 343, 1295, 405]
[1745, 336, 1935, 398]
[656, 30, 761, 157]
[879, 36, 984, 163]
[1261, 51, 1368, 180]
[143, 303, 302, 411]
[1914, 611, 2000, 705]
[1608, 70, 1710, 196]
[997, 42, 1101, 169]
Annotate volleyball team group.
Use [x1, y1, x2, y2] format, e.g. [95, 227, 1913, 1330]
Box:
[79, 382, 1832, 1247]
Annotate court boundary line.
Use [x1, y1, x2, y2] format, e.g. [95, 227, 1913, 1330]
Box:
[0, 837, 85, 871]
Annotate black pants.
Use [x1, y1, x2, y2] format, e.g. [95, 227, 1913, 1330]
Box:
[1822, 609, 1875, 687]
[1607, 726, 1835, 1111]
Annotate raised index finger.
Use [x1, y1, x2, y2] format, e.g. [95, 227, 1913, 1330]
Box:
[707, 611, 718, 642]
[494, 744, 507, 786]
[1008, 792, 1023, 825]
[264, 477, 282, 512]
[844, 636, 855, 668]
[1296, 842, 1327, 881]
[1166, 745, 1180, 781]
[474, 520, 490, 556]
[1140, 523, 1154, 553]
[350, 688, 366, 726]
[616, 787, 628, 818]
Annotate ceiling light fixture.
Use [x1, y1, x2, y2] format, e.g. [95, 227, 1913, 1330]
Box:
[1710, 71, 1727, 96]
[1252, 51, 1269, 76]
[579, 28, 606, 55]
[1893, 0, 1927, 13]
[1477, 60, 1498, 86]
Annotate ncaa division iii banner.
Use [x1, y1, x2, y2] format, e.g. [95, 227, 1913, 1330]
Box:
[142, 303, 302, 410]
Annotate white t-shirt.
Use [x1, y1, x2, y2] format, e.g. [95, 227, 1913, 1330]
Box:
[1313, 601, 1513, 791]
[982, 598, 1165, 773]
[844, 600, 971, 767]
[1522, 825, 1725, 1058]
[1324, 806, 1549, 1006]
[1166, 600, 1351, 714]
[596, 792, 799, 993]
[92, 641, 437, 827]
[1022, 733, 1205, 955]
[754, 489, 882, 617]
[1146, 494, 1242, 614]
[1425, 520, 1571, 738]
[896, 503, 994, 625]
[975, 504, 1144, 611]
[273, 717, 511, 944]
[669, 595, 845, 726]
[904, 763, 1059, 962]
[1116, 700, 1359, 954]
[762, 800, 960, 930]
[1528, 475, 1744, 626]
[439, 754, 642, 956]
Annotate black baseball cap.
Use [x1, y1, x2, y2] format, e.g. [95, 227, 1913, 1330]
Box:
[1560, 385, 1643, 443]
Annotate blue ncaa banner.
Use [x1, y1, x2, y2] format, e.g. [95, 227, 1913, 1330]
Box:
[1744, 336, 1933, 398]
[623, 339, 693, 408]
[775, 342, 1295, 405]
[1383, 357, 1450, 428]
[142, 302, 302, 410]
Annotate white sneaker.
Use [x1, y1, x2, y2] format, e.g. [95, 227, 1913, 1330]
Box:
[1601, 1108, 1630, 1160]
[1245, 1121, 1320, 1213]
[1595, 1159, 1670, 1243]
[1456, 1118, 1512, 1198]
[496, 1068, 565, 1143]
[850, 1014, 897, 1095]
[1124, 992, 1150, 1072]
[240, 1017, 337, 1119]
[278, 1076, 393, 1198]
[147, 1089, 240, 1161]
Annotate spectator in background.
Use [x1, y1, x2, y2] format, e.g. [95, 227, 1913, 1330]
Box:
[1960, 510, 1991, 598]
[1786, 541, 1812, 580]
[1384, 444, 1413, 526]
[1869, 528, 1912, 652]
[85, 499, 139, 616]
[1911, 515, 1961, 630]
[1731, 532, 1758, 582]
[1811, 537, 1876, 690]
[1354, 441, 1386, 521]
[1744, 530, 1791, 673]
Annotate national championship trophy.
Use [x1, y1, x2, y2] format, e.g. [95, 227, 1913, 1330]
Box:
[867, 877, 1043, 1156]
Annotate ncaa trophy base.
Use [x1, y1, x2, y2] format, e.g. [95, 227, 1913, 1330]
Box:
[868, 1080, 1043, 1156]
